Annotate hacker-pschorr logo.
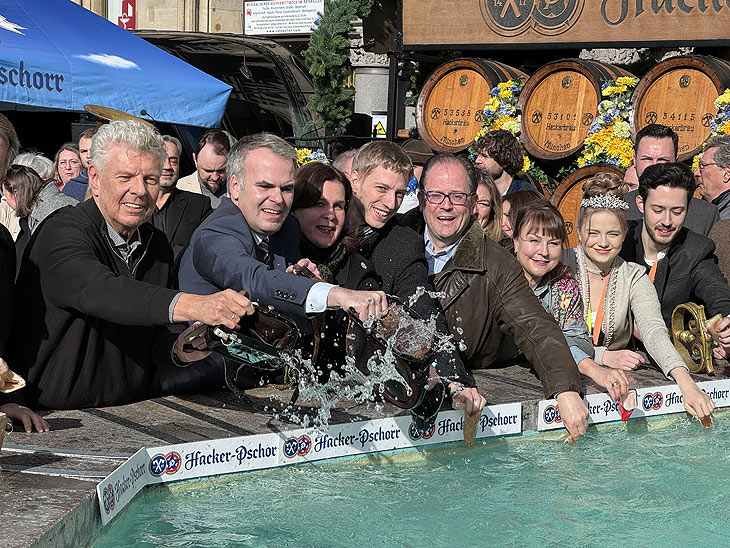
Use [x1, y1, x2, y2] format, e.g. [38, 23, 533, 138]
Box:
[480, 0, 585, 38]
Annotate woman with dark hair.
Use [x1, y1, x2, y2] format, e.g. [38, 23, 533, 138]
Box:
[4, 164, 77, 270]
[291, 162, 380, 367]
[511, 201, 628, 401]
[53, 143, 81, 190]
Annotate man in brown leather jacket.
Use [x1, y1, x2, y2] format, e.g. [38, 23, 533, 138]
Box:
[402, 152, 589, 440]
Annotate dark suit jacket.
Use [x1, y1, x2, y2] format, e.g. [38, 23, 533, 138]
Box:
[152, 188, 212, 259]
[626, 189, 719, 236]
[177, 197, 317, 318]
[620, 220, 730, 325]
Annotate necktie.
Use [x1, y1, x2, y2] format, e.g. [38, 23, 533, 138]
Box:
[258, 238, 273, 269]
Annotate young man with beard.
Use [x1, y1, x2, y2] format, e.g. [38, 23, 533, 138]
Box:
[150, 135, 212, 258]
[620, 162, 730, 355]
[348, 141, 487, 422]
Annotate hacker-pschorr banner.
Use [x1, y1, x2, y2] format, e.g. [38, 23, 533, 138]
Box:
[537, 379, 730, 431]
[96, 403, 522, 524]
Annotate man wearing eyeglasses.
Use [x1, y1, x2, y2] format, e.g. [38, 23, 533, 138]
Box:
[347, 141, 487, 428]
[401, 152, 589, 441]
[695, 134, 730, 220]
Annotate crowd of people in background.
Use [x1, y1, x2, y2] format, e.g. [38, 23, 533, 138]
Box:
[1, 114, 730, 440]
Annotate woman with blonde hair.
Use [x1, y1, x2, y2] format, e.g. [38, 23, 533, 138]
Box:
[565, 172, 713, 419]
[53, 143, 81, 190]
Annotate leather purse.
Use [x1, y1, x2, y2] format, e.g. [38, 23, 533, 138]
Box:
[346, 296, 436, 410]
[191, 304, 300, 371]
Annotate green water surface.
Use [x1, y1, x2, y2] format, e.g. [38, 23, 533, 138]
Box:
[93, 415, 730, 548]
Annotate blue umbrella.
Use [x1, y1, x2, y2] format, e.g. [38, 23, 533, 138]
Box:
[0, 0, 231, 127]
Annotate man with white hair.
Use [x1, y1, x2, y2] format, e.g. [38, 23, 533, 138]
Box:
[695, 134, 730, 220]
[7, 120, 254, 410]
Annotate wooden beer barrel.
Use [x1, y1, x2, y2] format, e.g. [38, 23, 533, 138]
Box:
[550, 164, 625, 248]
[416, 58, 527, 153]
[519, 60, 635, 161]
[632, 55, 730, 162]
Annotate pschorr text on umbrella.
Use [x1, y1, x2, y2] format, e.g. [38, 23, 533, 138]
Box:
[0, 60, 64, 92]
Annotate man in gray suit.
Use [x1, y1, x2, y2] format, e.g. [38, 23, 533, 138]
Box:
[626, 124, 719, 235]
[177, 132, 387, 322]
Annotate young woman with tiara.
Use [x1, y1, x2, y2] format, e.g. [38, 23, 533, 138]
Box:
[563, 172, 714, 420]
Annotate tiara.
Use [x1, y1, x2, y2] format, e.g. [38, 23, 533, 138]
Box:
[580, 194, 629, 210]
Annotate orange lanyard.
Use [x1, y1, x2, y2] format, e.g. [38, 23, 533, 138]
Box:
[592, 274, 610, 346]
[648, 260, 658, 282]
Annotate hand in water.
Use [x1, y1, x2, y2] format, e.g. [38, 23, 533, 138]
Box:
[557, 391, 588, 441]
[672, 367, 715, 419]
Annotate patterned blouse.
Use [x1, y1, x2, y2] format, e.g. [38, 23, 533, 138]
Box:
[533, 264, 595, 365]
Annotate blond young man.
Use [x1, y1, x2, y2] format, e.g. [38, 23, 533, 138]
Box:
[347, 141, 486, 427]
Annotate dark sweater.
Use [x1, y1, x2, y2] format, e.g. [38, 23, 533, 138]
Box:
[7, 199, 181, 409]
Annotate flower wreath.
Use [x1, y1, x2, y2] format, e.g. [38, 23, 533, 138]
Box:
[296, 148, 329, 167]
[691, 88, 730, 171]
[468, 78, 552, 191]
[573, 76, 638, 171]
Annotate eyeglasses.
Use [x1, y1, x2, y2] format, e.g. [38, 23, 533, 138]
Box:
[698, 162, 719, 171]
[59, 159, 80, 168]
[422, 191, 475, 206]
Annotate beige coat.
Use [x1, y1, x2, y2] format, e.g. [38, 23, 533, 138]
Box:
[566, 250, 688, 378]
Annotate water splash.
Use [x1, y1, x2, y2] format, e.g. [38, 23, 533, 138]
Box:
[263, 290, 460, 431]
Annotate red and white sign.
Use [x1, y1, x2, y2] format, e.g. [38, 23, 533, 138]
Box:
[107, 0, 136, 30]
